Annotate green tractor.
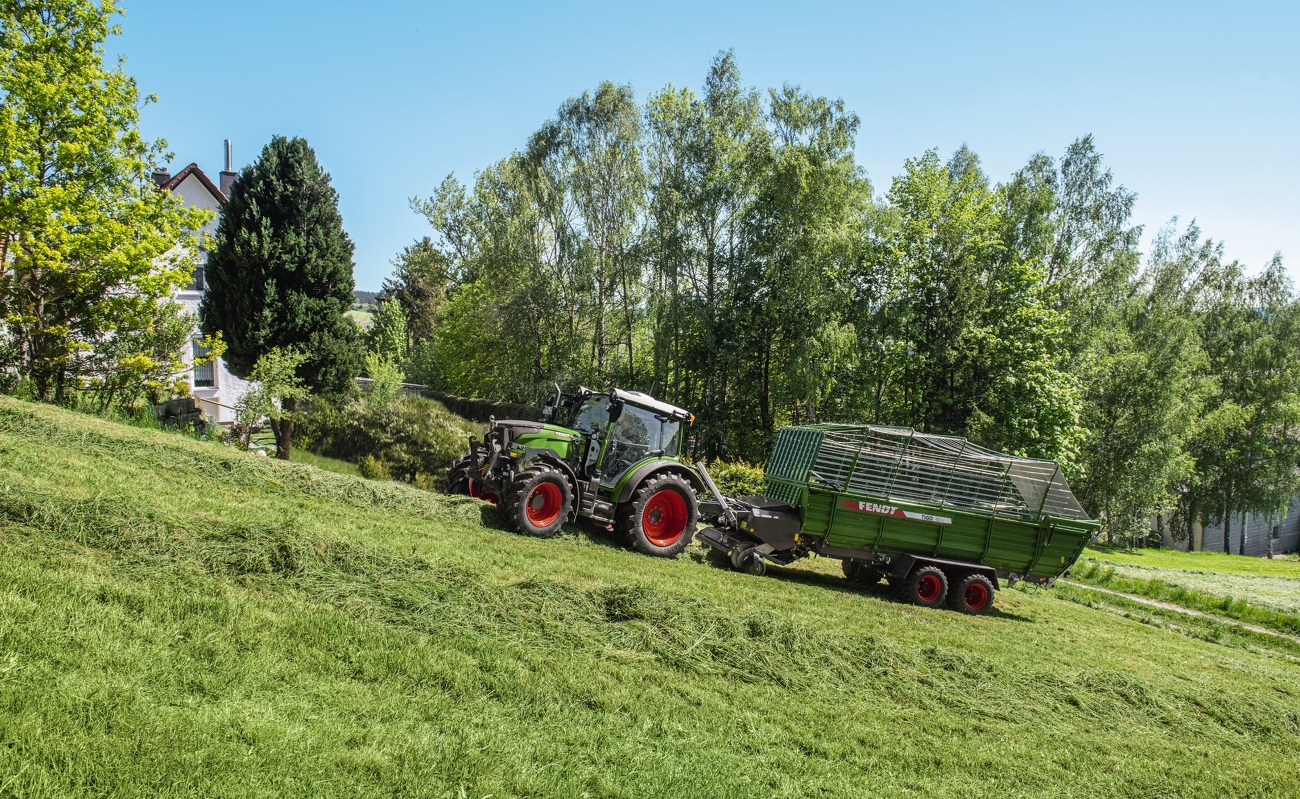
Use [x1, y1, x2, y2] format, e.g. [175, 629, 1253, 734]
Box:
[447, 387, 704, 557]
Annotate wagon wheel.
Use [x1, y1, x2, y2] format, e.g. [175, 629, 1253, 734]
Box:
[949, 573, 995, 615]
[902, 565, 948, 608]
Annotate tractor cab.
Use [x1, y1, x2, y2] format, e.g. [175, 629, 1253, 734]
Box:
[449, 385, 702, 557]
[547, 387, 692, 488]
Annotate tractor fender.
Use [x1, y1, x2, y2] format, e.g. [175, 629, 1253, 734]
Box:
[614, 461, 705, 504]
[517, 447, 579, 492]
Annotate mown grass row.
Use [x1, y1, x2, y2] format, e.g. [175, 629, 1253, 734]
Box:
[1069, 557, 1300, 636]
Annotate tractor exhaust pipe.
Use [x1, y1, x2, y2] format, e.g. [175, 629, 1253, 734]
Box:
[695, 461, 738, 528]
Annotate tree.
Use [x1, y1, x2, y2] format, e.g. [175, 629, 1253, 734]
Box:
[0, 0, 210, 402]
[1073, 223, 1209, 542]
[381, 237, 447, 347]
[234, 347, 309, 453]
[201, 135, 361, 459]
[367, 298, 408, 362]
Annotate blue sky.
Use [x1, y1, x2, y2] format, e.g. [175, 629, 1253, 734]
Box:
[119, 0, 1298, 291]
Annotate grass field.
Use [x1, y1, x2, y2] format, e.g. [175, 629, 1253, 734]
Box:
[1, 397, 1299, 797]
[1074, 546, 1300, 634]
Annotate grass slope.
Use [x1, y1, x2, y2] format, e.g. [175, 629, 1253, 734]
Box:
[1, 397, 1298, 797]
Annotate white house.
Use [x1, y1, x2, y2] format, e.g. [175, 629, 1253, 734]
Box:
[153, 141, 249, 425]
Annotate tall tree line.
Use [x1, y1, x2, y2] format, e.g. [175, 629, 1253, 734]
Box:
[382, 52, 1297, 543]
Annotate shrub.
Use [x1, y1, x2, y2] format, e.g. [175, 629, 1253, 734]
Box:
[294, 395, 480, 484]
[357, 454, 391, 480]
[702, 459, 766, 499]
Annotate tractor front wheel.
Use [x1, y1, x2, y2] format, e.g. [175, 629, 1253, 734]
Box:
[502, 464, 572, 538]
[618, 472, 699, 558]
[446, 454, 498, 504]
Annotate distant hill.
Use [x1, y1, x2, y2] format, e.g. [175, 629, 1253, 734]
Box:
[350, 290, 379, 330]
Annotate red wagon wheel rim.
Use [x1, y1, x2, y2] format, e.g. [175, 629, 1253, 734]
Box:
[916, 573, 943, 602]
[525, 481, 563, 527]
[963, 582, 990, 610]
[642, 489, 689, 547]
[469, 480, 497, 504]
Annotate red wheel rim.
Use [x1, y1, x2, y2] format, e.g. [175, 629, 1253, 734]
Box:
[963, 581, 990, 611]
[916, 573, 943, 602]
[525, 481, 563, 527]
[469, 480, 497, 504]
[642, 489, 688, 547]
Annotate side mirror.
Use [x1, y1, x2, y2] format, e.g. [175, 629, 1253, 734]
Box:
[607, 398, 624, 426]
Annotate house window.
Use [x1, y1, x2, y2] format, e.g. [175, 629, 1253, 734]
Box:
[192, 340, 215, 387]
[185, 265, 206, 292]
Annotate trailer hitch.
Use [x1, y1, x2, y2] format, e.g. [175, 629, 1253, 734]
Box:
[695, 461, 738, 528]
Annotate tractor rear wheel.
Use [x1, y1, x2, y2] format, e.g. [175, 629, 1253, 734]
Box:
[618, 472, 699, 558]
[502, 464, 572, 538]
[902, 565, 948, 608]
[446, 454, 497, 504]
[949, 573, 995, 615]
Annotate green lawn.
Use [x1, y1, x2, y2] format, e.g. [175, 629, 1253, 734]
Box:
[1084, 545, 1300, 578]
[1, 396, 1298, 797]
[1076, 546, 1300, 632]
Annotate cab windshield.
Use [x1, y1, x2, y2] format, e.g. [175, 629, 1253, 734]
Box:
[568, 396, 610, 434]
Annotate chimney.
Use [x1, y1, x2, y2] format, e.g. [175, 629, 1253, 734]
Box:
[219, 139, 237, 198]
[152, 167, 171, 187]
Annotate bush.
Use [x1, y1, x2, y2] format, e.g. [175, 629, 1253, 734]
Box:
[294, 395, 481, 484]
[357, 454, 391, 480]
[702, 460, 766, 499]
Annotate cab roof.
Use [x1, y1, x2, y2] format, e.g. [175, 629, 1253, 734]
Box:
[611, 389, 693, 422]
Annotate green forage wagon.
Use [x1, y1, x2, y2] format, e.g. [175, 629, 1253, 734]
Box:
[696, 424, 1098, 614]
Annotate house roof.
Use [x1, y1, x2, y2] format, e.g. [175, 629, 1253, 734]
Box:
[162, 163, 226, 203]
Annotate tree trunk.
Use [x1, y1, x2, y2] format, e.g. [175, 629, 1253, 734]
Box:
[1238, 510, 1247, 556]
[272, 397, 297, 460]
[1222, 511, 1231, 554]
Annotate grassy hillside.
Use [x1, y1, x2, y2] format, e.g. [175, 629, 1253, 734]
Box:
[1, 397, 1298, 797]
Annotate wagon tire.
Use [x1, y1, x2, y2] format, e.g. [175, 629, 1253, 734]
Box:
[618, 472, 699, 558]
[502, 464, 572, 539]
[903, 565, 948, 608]
[950, 573, 995, 615]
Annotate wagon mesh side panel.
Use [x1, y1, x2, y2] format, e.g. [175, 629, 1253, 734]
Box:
[770, 423, 1094, 525]
[763, 426, 824, 505]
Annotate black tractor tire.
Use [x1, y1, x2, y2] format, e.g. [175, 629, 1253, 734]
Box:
[502, 464, 573, 538]
[617, 472, 699, 558]
[446, 454, 498, 503]
[949, 573, 996, 615]
[902, 565, 949, 608]
[842, 559, 884, 587]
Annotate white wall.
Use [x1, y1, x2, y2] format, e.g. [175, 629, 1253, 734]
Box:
[170, 171, 251, 424]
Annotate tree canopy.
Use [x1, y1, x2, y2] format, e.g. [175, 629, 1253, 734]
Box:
[384, 51, 1298, 545]
[200, 135, 361, 400]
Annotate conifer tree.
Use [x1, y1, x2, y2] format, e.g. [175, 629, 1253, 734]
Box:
[201, 135, 360, 459]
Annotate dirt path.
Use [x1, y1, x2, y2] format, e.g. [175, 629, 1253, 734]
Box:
[1058, 579, 1300, 646]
